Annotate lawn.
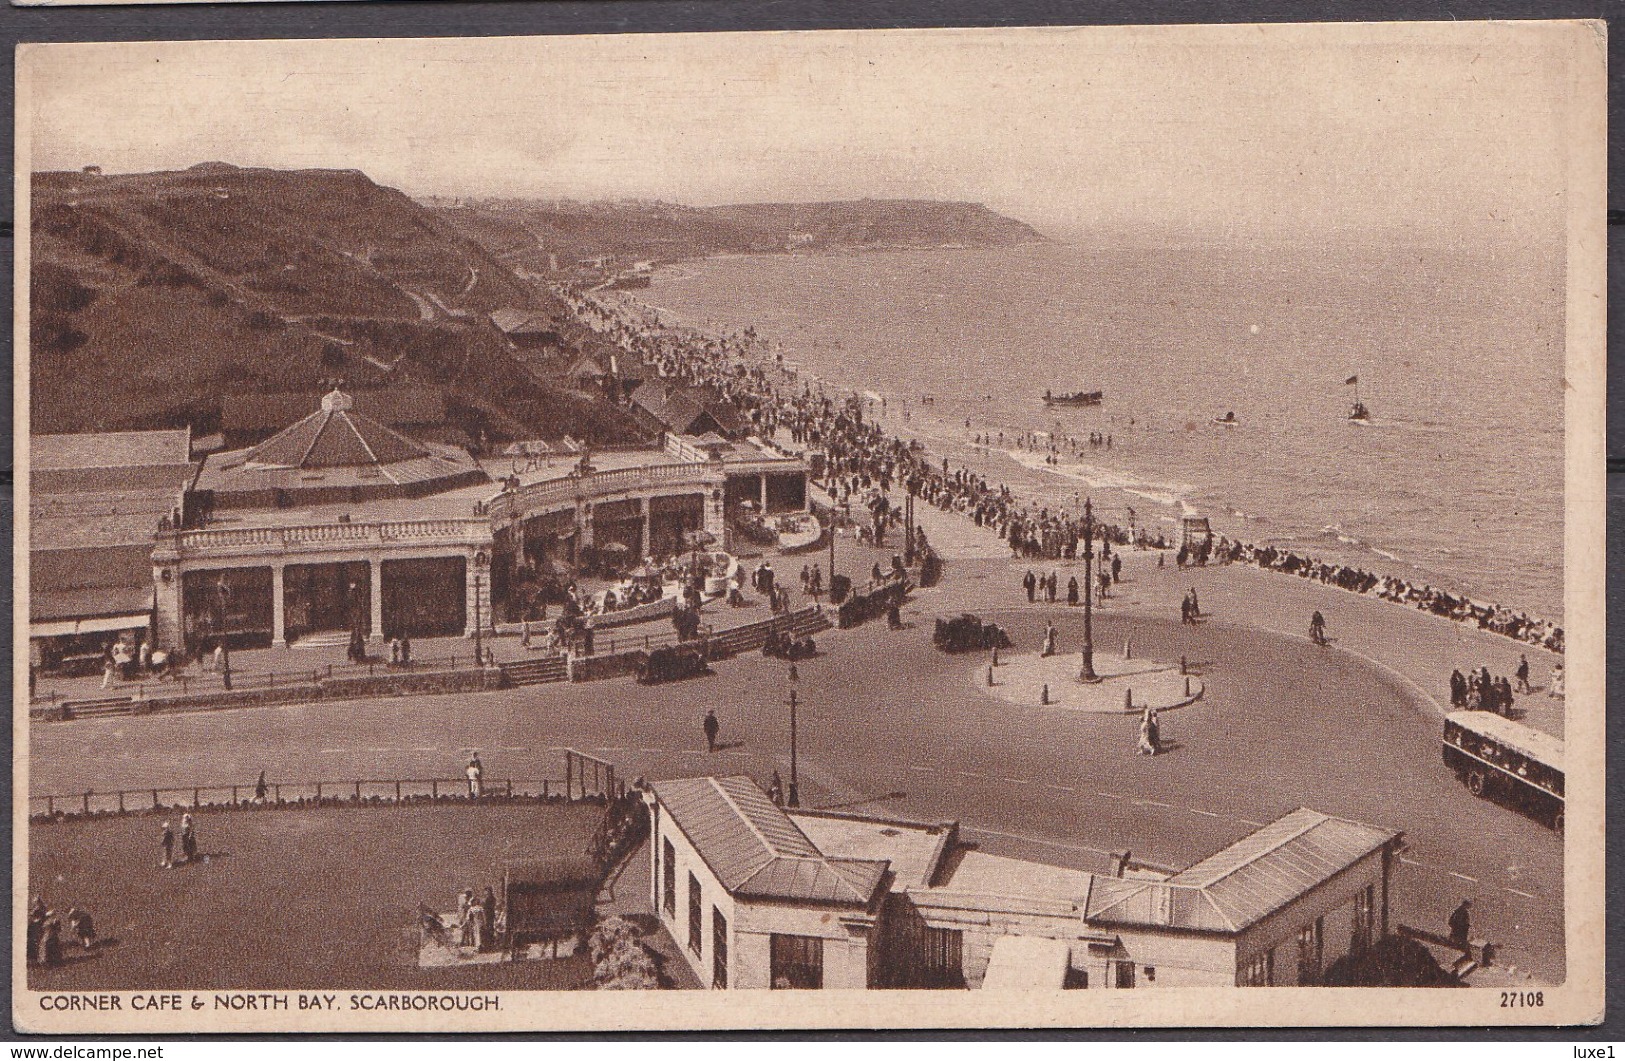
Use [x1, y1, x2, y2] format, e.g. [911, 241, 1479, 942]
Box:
[28, 800, 608, 990]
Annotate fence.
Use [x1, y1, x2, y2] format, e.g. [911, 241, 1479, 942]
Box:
[29, 748, 621, 820]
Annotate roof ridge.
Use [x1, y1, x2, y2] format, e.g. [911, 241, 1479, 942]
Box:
[298, 409, 335, 468]
[708, 776, 807, 862]
[1174, 809, 1328, 888]
[344, 411, 383, 466]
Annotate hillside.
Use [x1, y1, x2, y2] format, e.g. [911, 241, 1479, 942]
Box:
[30, 164, 647, 443]
[428, 197, 1044, 272]
[705, 200, 1046, 249]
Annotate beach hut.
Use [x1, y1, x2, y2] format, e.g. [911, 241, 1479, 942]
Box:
[1181, 515, 1213, 554]
[502, 856, 602, 958]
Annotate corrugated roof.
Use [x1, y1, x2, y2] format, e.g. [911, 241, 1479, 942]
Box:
[1084, 808, 1399, 934]
[32, 430, 191, 471]
[652, 775, 889, 906]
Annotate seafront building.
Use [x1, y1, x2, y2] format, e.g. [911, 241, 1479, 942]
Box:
[647, 775, 1401, 990]
[28, 387, 810, 669]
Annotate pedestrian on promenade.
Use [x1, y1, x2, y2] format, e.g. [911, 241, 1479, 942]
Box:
[180, 813, 196, 864]
[481, 886, 497, 950]
[466, 754, 484, 798]
[703, 709, 720, 754]
[1515, 655, 1531, 694]
[1098, 571, 1111, 601]
[254, 770, 268, 803]
[1112, 555, 1122, 584]
[1309, 611, 1327, 646]
[1549, 662, 1565, 698]
[1043, 623, 1057, 658]
[400, 635, 411, 667]
[1023, 569, 1037, 603]
[1449, 669, 1467, 708]
[1448, 899, 1472, 949]
[67, 906, 96, 950]
[1189, 588, 1200, 616]
[160, 820, 174, 869]
[101, 655, 117, 690]
[768, 770, 784, 806]
[1067, 576, 1079, 606]
[1045, 573, 1057, 603]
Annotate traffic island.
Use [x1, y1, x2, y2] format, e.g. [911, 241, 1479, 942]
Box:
[978, 651, 1203, 713]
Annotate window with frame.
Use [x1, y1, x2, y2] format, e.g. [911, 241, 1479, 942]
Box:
[1240, 949, 1275, 987]
[770, 933, 825, 989]
[662, 840, 676, 917]
[712, 907, 729, 989]
[687, 872, 702, 955]
[1297, 917, 1324, 984]
[916, 926, 964, 988]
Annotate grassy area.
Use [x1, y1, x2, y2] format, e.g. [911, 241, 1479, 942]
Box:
[29, 801, 607, 990]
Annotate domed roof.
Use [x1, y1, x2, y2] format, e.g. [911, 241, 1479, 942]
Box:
[246, 388, 428, 469]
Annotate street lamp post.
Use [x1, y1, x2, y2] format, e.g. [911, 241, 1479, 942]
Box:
[1080, 497, 1099, 682]
[472, 550, 489, 665]
[215, 575, 233, 691]
[787, 668, 801, 808]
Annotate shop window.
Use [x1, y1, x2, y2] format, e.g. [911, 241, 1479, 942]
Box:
[662, 840, 675, 917]
[712, 908, 729, 989]
[687, 872, 702, 955]
[1240, 949, 1275, 987]
[770, 934, 824, 989]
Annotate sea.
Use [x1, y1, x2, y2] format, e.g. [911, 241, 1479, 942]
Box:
[638, 237, 1566, 622]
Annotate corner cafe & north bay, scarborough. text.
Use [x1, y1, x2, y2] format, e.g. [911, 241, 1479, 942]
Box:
[37, 994, 504, 1013]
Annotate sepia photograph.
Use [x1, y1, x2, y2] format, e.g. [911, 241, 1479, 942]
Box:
[13, 21, 1606, 1032]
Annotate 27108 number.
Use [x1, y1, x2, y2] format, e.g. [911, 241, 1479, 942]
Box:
[1500, 991, 1544, 1007]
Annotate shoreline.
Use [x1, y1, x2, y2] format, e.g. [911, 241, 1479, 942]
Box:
[577, 286, 1563, 656]
[618, 247, 1562, 622]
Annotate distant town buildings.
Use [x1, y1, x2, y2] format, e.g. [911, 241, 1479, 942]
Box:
[647, 775, 1401, 990]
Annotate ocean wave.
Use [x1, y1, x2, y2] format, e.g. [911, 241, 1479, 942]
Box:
[1003, 448, 1194, 507]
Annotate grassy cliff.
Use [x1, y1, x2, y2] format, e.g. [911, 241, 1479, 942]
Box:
[30, 164, 646, 443]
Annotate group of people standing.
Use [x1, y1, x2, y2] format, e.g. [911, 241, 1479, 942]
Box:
[159, 813, 200, 868]
[455, 885, 501, 953]
[27, 896, 96, 967]
[1449, 654, 1561, 715]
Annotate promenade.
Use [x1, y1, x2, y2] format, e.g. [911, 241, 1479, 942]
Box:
[29, 493, 1567, 983]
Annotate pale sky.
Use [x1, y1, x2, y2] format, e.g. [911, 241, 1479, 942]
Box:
[19, 22, 1591, 240]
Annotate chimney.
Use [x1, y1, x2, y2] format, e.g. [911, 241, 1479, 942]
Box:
[1108, 850, 1131, 878]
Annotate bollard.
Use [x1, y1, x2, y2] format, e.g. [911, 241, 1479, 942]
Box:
[1179, 655, 1187, 675]
[1041, 683, 1050, 705]
[987, 666, 995, 688]
[1124, 639, 1133, 660]
[1124, 687, 1133, 711]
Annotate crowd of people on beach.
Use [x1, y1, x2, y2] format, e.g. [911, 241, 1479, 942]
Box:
[570, 287, 1564, 657]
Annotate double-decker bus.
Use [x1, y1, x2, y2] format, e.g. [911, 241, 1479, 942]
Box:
[1442, 711, 1565, 832]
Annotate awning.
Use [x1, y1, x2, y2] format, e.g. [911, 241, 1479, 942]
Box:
[31, 613, 152, 639]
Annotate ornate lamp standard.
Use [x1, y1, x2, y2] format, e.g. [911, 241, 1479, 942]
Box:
[786, 664, 801, 808]
[1079, 497, 1099, 683]
[214, 574, 233, 691]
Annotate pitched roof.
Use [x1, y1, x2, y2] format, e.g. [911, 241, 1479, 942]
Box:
[1083, 808, 1399, 934]
[652, 775, 889, 906]
[490, 308, 560, 335]
[248, 390, 427, 468]
[631, 382, 748, 436]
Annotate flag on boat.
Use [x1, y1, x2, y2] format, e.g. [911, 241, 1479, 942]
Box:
[1344, 374, 1359, 385]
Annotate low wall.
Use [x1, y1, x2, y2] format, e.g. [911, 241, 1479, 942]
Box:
[320, 667, 507, 700]
[587, 596, 677, 630]
[569, 651, 648, 683]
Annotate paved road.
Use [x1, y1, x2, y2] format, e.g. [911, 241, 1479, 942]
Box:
[31, 595, 1565, 982]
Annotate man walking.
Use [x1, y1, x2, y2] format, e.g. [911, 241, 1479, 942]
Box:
[1515, 654, 1531, 694]
[466, 754, 484, 798]
[1448, 898, 1473, 949]
[160, 820, 174, 869]
[1023, 569, 1037, 603]
[703, 709, 720, 754]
